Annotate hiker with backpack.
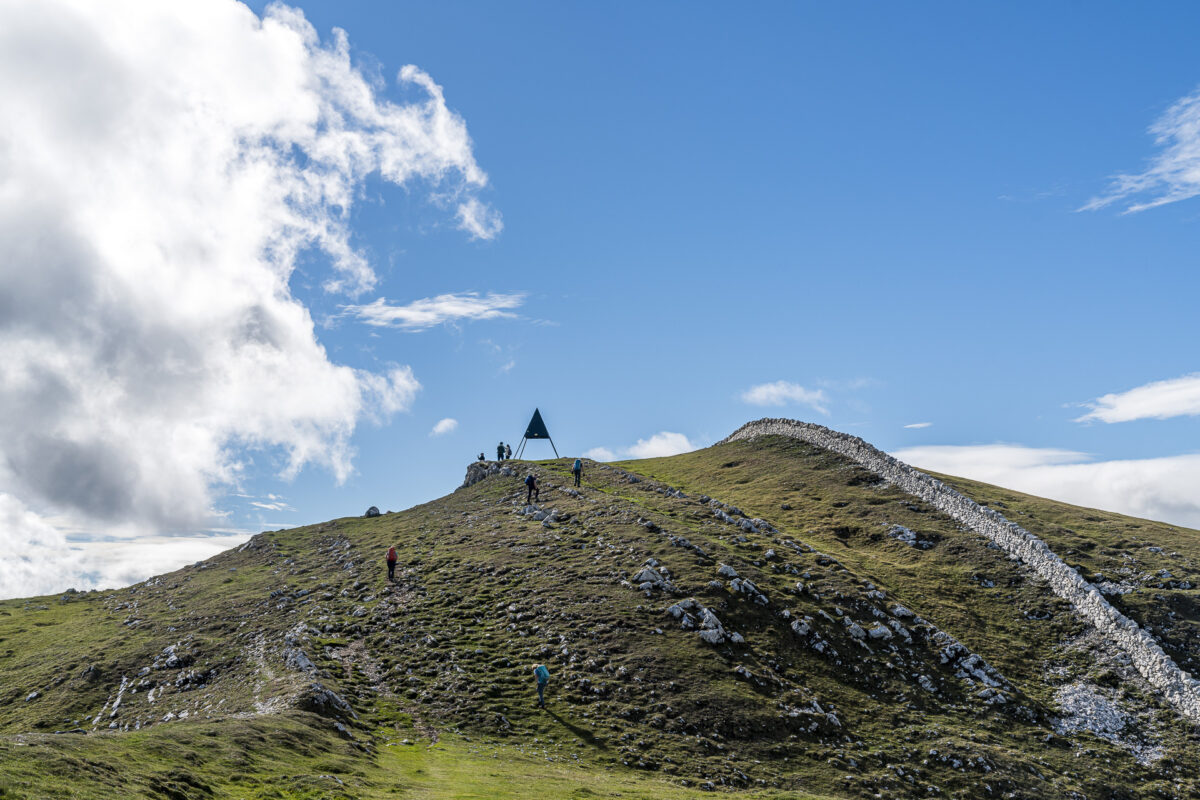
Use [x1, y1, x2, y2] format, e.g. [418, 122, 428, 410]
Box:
[524, 473, 539, 504]
[571, 458, 583, 487]
[504, 443, 512, 460]
[385, 545, 397, 582]
[532, 663, 550, 708]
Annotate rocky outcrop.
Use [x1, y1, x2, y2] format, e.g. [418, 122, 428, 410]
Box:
[722, 418, 1200, 725]
[461, 461, 515, 488]
[297, 681, 356, 721]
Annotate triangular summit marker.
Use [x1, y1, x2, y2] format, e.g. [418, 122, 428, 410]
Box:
[516, 408, 558, 458]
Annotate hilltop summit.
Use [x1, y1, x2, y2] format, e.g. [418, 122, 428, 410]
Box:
[2, 420, 1198, 799]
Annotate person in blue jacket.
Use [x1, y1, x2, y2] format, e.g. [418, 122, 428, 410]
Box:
[571, 458, 583, 487]
[532, 663, 550, 708]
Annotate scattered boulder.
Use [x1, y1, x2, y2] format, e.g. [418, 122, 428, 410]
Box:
[364, 506, 381, 518]
[298, 682, 357, 720]
[866, 623, 893, 640]
[285, 648, 317, 674]
[632, 567, 662, 585]
[666, 598, 741, 645]
[729, 577, 769, 605]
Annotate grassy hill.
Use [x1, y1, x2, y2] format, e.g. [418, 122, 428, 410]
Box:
[1, 430, 1198, 799]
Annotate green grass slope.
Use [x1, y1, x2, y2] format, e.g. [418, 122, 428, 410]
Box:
[1, 434, 1198, 799]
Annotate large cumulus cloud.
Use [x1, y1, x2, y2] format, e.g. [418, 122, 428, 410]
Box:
[0, 1, 497, 597]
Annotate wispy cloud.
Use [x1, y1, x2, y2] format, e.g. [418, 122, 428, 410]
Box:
[1082, 86, 1200, 213]
[740, 381, 830, 414]
[904, 422, 933, 429]
[430, 417, 458, 436]
[1075, 373, 1200, 423]
[249, 500, 292, 512]
[343, 291, 525, 331]
[892, 444, 1200, 529]
[480, 338, 518, 374]
[457, 197, 504, 240]
[583, 447, 616, 462]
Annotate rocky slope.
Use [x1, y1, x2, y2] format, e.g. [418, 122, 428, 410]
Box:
[722, 418, 1200, 724]
[1, 421, 1198, 799]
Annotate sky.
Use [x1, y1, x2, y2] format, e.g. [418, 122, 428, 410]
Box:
[3, 0, 1200, 598]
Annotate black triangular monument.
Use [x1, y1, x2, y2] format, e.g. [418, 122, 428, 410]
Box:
[515, 408, 558, 459]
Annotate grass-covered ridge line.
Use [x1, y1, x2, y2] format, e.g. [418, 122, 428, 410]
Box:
[2, 429, 1199, 799]
[720, 417, 1200, 723]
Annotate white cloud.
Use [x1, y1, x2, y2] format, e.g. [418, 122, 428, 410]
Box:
[249, 500, 293, 512]
[430, 417, 458, 436]
[0, 1, 495, 598]
[582, 432, 699, 462]
[626, 432, 697, 459]
[1083, 86, 1200, 213]
[740, 381, 830, 414]
[457, 197, 504, 240]
[1075, 374, 1200, 423]
[0, 494, 73, 598]
[892, 444, 1200, 529]
[904, 422, 933, 429]
[71, 534, 254, 592]
[344, 292, 525, 330]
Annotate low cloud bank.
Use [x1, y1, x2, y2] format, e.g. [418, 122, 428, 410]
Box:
[892, 444, 1200, 529]
[584, 432, 698, 462]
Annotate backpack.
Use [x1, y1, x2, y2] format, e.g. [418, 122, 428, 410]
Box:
[524, 475, 534, 487]
[386, 547, 396, 561]
[535, 665, 550, 683]
[573, 459, 582, 471]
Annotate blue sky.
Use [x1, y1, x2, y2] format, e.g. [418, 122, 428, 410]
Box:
[3, 1, 1200, 596]
[264, 1, 1200, 517]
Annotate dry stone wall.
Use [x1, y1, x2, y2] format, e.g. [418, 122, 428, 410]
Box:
[721, 418, 1200, 725]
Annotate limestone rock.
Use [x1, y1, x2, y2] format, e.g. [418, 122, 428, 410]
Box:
[720, 417, 1200, 724]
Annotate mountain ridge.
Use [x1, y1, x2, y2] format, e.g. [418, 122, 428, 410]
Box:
[1, 421, 1198, 799]
[722, 418, 1200, 724]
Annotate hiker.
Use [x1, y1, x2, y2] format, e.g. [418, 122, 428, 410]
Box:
[524, 473, 539, 504]
[478, 452, 486, 462]
[532, 663, 550, 708]
[505, 443, 512, 460]
[572, 457, 583, 487]
[385, 545, 397, 582]
[497, 441, 505, 461]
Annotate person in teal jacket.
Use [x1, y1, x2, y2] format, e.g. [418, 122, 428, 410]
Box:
[532, 663, 550, 708]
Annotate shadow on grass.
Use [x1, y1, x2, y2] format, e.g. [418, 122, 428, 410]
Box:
[544, 708, 609, 751]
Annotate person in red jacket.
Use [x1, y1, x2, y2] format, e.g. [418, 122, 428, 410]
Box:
[386, 545, 397, 582]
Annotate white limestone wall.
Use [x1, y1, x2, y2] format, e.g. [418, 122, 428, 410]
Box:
[721, 418, 1200, 724]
